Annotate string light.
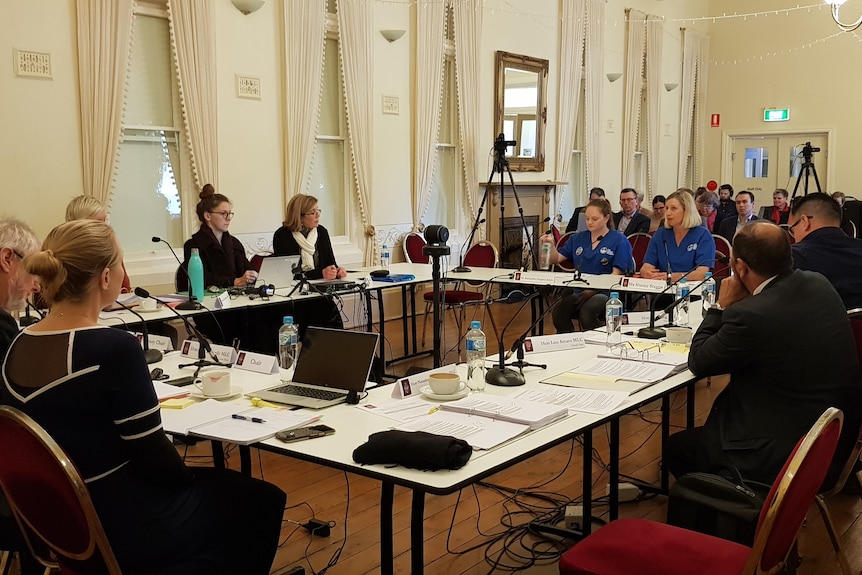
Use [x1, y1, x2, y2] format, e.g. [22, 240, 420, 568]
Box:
[711, 30, 847, 66]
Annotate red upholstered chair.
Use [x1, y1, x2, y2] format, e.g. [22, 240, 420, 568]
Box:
[554, 232, 577, 272]
[712, 234, 733, 280]
[559, 407, 844, 575]
[0, 406, 122, 574]
[551, 224, 562, 245]
[627, 233, 651, 272]
[403, 232, 429, 264]
[421, 242, 498, 351]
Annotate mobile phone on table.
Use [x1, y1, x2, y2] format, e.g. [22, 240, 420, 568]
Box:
[165, 376, 196, 387]
[276, 424, 335, 443]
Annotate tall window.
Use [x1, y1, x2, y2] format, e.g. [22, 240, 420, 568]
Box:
[112, 2, 190, 252]
[563, 77, 587, 224]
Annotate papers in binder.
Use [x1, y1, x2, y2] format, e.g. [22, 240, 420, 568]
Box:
[510, 387, 629, 416]
[438, 394, 569, 430]
[540, 358, 676, 394]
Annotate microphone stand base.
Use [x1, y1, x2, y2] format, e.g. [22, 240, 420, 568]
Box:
[637, 326, 666, 339]
[144, 349, 164, 364]
[485, 366, 526, 387]
[451, 266, 472, 273]
[176, 301, 202, 311]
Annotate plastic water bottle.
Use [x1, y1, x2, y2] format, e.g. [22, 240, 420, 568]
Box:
[675, 278, 691, 327]
[380, 244, 390, 269]
[278, 316, 299, 382]
[605, 291, 623, 349]
[701, 272, 716, 316]
[465, 321, 486, 393]
[187, 248, 204, 303]
[539, 240, 552, 270]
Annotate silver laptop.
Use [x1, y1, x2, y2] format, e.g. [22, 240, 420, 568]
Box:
[257, 255, 301, 288]
[252, 327, 379, 409]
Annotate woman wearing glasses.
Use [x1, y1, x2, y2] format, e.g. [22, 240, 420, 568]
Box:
[273, 194, 346, 280]
[182, 184, 257, 288]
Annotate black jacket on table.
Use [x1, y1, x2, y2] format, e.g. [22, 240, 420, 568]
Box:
[688, 270, 862, 483]
[612, 211, 651, 236]
[272, 225, 337, 281]
[181, 227, 253, 289]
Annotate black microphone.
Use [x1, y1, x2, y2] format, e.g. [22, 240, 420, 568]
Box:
[663, 240, 672, 285]
[151, 236, 201, 311]
[485, 291, 545, 387]
[134, 287, 218, 363]
[637, 260, 718, 340]
[504, 294, 571, 360]
[18, 300, 41, 327]
[452, 218, 486, 273]
[114, 299, 163, 364]
[654, 264, 730, 323]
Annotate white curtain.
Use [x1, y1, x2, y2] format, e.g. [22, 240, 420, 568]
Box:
[584, 0, 604, 191]
[678, 29, 710, 187]
[338, 0, 376, 266]
[76, 0, 134, 206]
[453, 0, 483, 223]
[167, 0, 219, 233]
[412, 0, 446, 230]
[283, 1, 326, 203]
[554, 0, 586, 215]
[644, 16, 663, 200]
[621, 10, 646, 188]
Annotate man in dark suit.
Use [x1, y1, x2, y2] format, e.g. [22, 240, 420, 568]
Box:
[664, 221, 862, 485]
[612, 188, 650, 236]
[565, 187, 605, 233]
[716, 190, 758, 244]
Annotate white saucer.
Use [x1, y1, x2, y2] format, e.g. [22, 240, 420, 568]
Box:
[420, 385, 469, 401]
[191, 385, 242, 400]
[137, 306, 163, 313]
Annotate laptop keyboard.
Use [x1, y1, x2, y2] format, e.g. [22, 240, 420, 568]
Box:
[270, 384, 344, 401]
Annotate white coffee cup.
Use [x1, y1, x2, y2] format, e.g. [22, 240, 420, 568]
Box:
[194, 370, 232, 397]
[428, 372, 464, 395]
[665, 327, 692, 345]
[139, 298, 158, 311]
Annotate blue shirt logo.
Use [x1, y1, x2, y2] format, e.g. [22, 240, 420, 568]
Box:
[599, 247, 615, 256]
[687, 243, 698, 252]
[575, 247, 584, 256]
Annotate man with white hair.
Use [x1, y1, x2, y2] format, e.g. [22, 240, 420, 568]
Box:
[0, 217, 40, 355]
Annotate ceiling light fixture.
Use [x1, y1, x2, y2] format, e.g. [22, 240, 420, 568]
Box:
[826, 0, 862, 32]
[231, 0, 265, 16]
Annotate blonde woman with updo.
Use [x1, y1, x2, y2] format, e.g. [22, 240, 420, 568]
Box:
[64, 195, 131, 293]
[1, 220, 285, 574]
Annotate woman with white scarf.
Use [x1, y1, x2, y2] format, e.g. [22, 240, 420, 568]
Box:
[273, 194, 346, 280]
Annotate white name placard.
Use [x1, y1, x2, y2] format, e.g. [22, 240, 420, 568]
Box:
[619, 277, 667, 293]
[522, 333, 586, 354]
[134, 333, 174, 352]
[391, 365, 458, 399]
[214, 291, 232, 309]
[233, 350, 279, 374]
[512, 271, 556, 285]
[179, 340, 238, 364]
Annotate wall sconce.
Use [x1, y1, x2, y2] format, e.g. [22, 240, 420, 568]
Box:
[231, 0, 265, 15]
[826, 0, 862, 32]
[380, 29, 406, 43]
[606, 72, 622, 83]
[664, 83, 679, 92]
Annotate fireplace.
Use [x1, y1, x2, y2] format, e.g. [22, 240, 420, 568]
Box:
[500, 215, 539, 269]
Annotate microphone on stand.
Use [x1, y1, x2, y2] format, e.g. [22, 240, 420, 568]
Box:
[484, 291, 543, 387]
[653, 264, 731, 323]
[663, 240, 673, 285]
[452, 218, 486, 273]
[151, 236, 201, 311]
[113, 299, 163, 364]
[504, 292, 571, 360]
[18, 300, 42, 327]
[637, 259, 719, 339]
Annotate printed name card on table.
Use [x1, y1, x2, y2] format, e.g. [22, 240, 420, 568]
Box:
[214, 291, 232, 310]
[233, 350, 279, 375]
[512, 271, 556, 285]
[134, 333, 174, 352]
[391, 365, 458, 399]
[522, 333, 585, 355]
[619, 277, 667, 293]
[179, 340, 238, 364]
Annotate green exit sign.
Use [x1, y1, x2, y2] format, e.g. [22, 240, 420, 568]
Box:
[764, 108, 790, 122]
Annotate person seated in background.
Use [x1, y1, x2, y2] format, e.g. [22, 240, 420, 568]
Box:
[540, 199, 633, 333]
[565, 187, 605, 233]
[648, 195, 666, 233]
[788, 192, 862, 310]
[65, 195, 131, 293]
[2, 220, 286, 574]
[640, 190, 715, 282]
[612, 188, 651, 236]
[182, 184, 257, 289]
[695, 190, 727, 233]
[665, 221, 861, 485]
[717, 184, 736, 220]
[273, 194, 346, 281]
[763, 188, 790, 225]
[717, 190, 758, 244]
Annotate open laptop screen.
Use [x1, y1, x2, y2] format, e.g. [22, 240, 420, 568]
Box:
[293, 327, 379, 392]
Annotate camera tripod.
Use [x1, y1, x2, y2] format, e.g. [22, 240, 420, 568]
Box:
[791, 141, 823, 199]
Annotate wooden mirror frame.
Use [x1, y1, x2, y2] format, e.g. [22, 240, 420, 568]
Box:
[494, 51, 548, 172]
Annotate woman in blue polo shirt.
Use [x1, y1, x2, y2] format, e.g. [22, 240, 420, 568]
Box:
[541, 199, 633, 332]
[641, 190, 715, 281]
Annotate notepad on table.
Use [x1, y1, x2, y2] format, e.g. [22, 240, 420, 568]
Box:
[540, 358, 676, 395]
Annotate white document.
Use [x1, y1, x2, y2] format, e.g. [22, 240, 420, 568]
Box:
[152, 380, 191, 401]
[189, 408, 319, 445]
[439, 394, 570, 430]
[358, 395, 436, 422]
[510, 387, 629, 416]
[540, 358, 676, 394]
[399, 411, 529, 450]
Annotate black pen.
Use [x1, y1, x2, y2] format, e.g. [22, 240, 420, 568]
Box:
[232, 414, 266, 424]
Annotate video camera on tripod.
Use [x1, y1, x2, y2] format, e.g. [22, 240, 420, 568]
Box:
[801, 141, 820, 161]
[494, 133, 517, 157]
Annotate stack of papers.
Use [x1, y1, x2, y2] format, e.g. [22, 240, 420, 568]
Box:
[540, 358, 676, 394]
[439, 394, 569, 430]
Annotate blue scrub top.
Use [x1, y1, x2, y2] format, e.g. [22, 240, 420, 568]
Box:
[559, 229, 633, 274]
[644, 226, 715, 274]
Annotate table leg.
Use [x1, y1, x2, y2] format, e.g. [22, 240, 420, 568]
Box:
[661, 396, 670, 491]
[211, 440, 225, 468]
[609, 420, 620, 520]
[582, 430, 593, 535]
[401, 285, 410, 355]
[411, 491, 425, 574]
[240, 445, 252, 475]
[381, 482, 395, 575]
[686, 381, 696, 428]
[376, 291, 386, 367]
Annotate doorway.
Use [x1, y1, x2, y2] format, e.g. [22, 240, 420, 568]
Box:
[730, 133, 828, 207]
